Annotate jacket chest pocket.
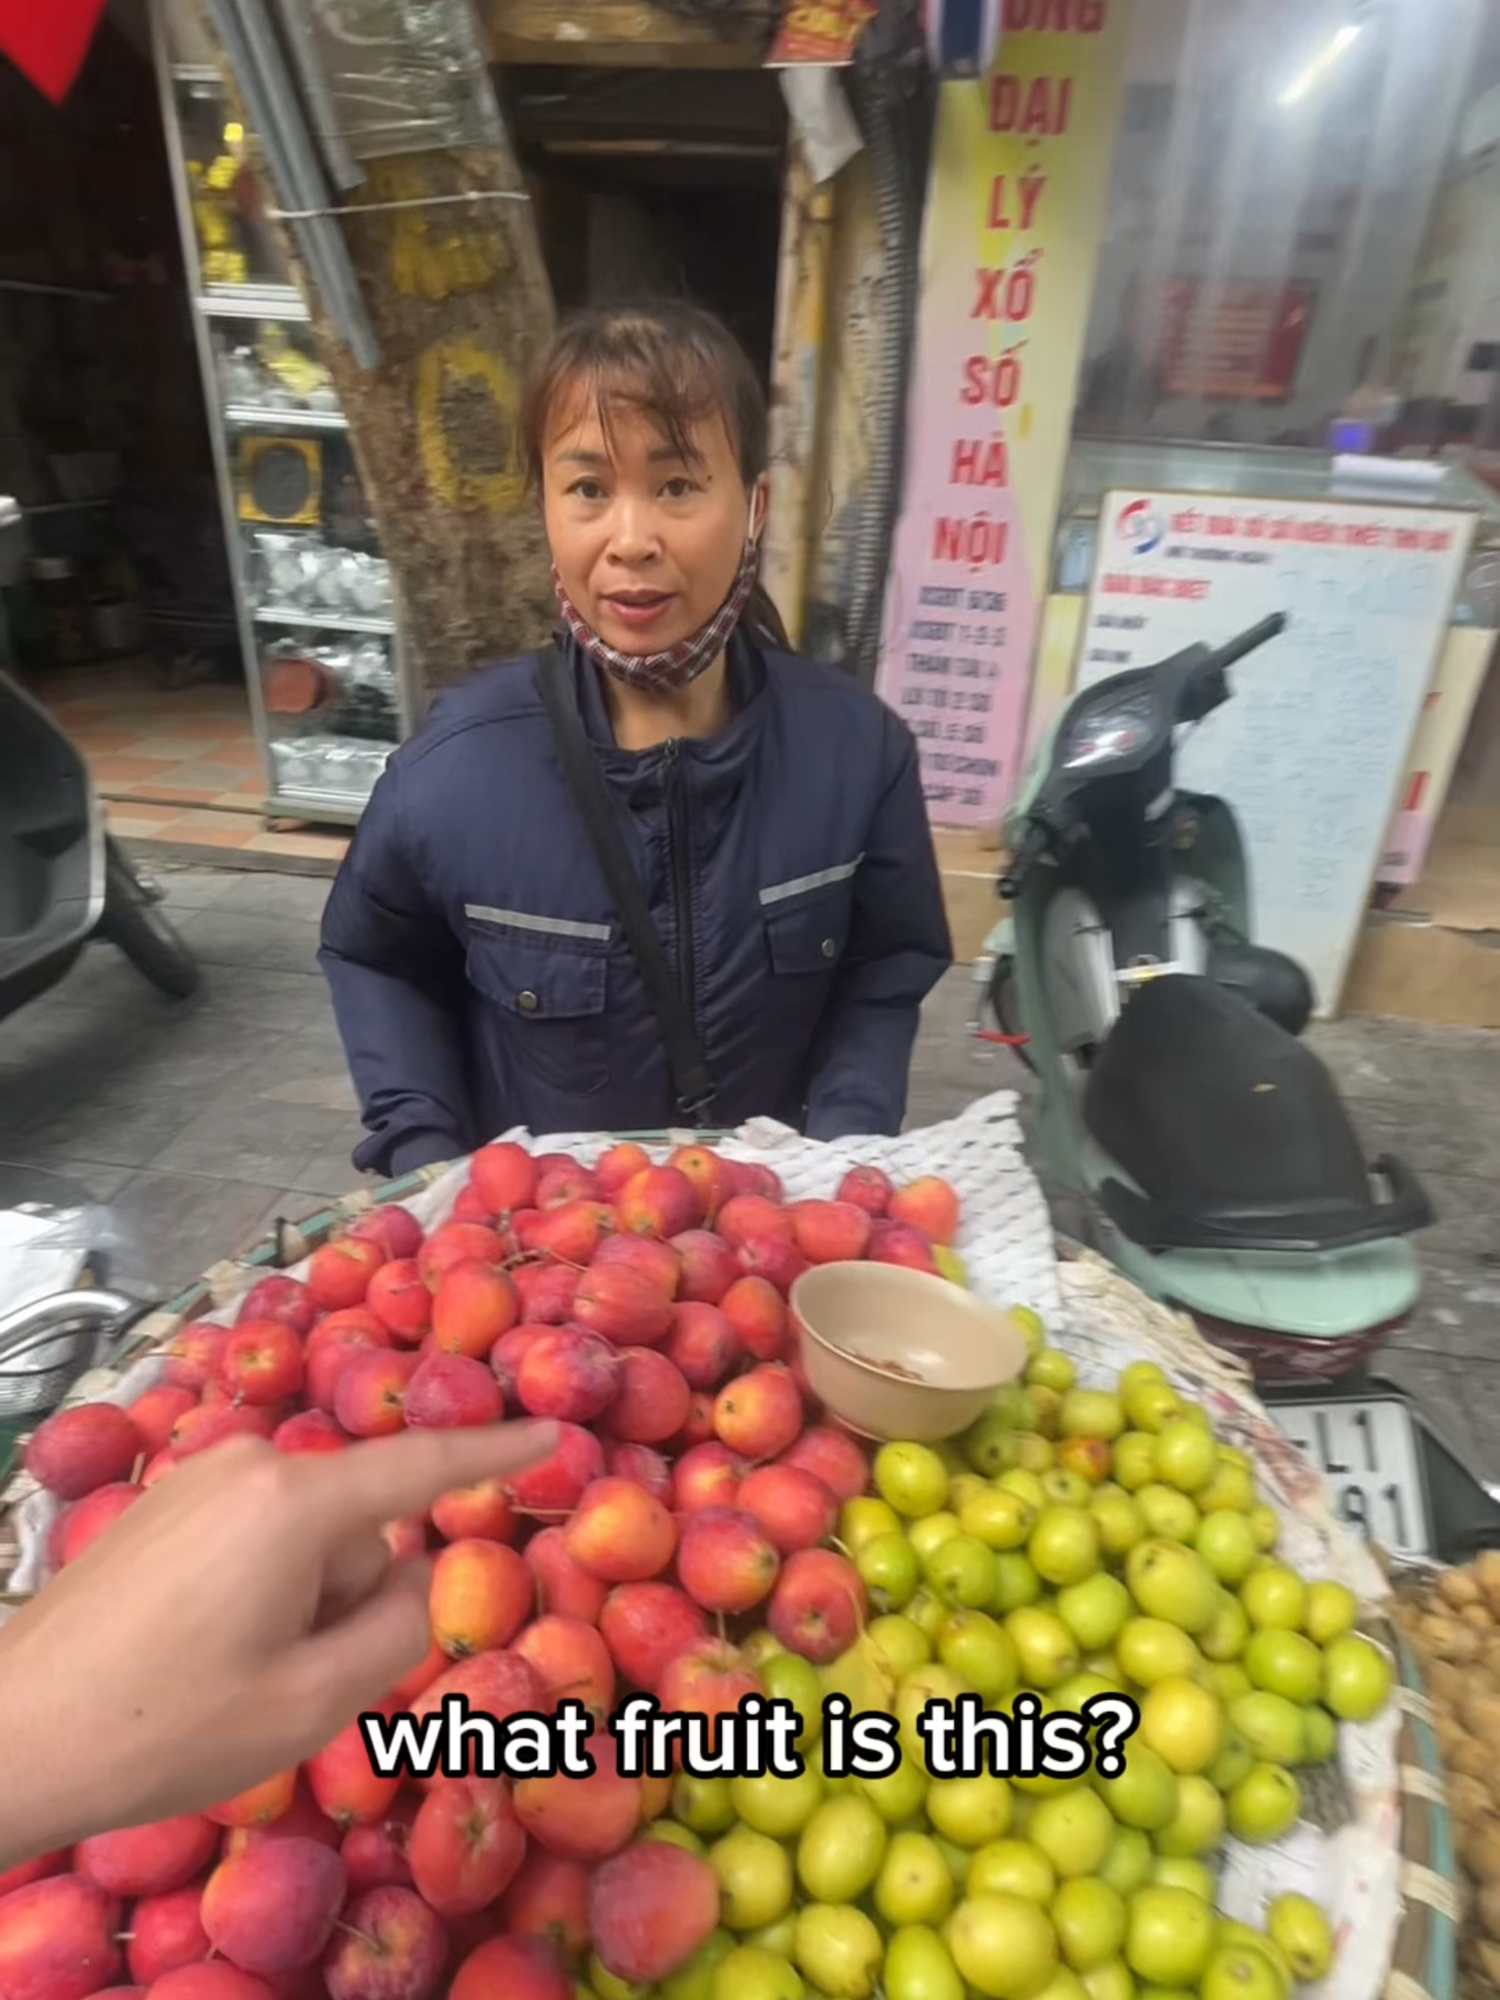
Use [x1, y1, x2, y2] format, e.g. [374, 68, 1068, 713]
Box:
[759, 859, 860, 978]
[464, 918, 611, 1097]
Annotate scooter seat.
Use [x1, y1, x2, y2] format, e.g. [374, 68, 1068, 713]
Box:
[1205, 940, 1313, 1038]
[1083, 974, 1430, 1253]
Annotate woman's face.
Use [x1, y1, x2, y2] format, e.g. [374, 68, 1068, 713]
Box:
[542, 386, 766, 655]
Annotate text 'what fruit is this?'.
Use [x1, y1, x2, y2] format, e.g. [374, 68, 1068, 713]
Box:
[357, 1689, 1142, 1786]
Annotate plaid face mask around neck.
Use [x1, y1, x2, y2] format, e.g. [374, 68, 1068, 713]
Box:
[552, 538, 761, 693]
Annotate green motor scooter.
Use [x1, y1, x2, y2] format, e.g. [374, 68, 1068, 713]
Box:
[974, 614, 1500, 1559]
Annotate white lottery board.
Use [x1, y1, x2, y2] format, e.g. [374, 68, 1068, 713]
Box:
[1077, 490, 1474, 1013]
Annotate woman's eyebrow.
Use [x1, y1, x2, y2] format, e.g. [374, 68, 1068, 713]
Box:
[553, 442, 705, 467]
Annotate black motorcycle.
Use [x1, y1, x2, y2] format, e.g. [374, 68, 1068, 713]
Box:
[0, 494, 199, 1019]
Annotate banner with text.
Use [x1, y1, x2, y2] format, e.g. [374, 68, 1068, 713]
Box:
[877, 0, 1132, 829]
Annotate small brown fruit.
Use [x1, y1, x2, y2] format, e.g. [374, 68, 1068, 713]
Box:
[1440, 1569, 1484, 1612]
[1421, 1613, 1481, 1663]
[1450, 1774, 1492, 1827]
[1461, 1817, 1500, 1883]
[1461, 1691, 1500, 1745]
[1430, 1661, 1467, 1706]
[1474, 1550, 1500, 1615]
[1450, 1736, 1493, 1784]
[1479, 1882, 1500, 1943]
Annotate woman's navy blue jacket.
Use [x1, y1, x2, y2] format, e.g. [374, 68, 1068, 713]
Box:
[318, 634, 953, 1177]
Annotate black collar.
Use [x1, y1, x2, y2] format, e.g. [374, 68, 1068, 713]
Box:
[563, 627, 770, 764]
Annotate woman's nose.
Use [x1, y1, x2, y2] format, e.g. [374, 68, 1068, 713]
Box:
[606, 500, 662, 564]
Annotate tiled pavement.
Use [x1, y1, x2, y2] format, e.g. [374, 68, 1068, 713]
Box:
[36, 673, 350, 865]
[3, 866, 1498, 1474]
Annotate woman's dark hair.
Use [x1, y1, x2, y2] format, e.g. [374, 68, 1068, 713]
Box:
[521, 301, 792, 651]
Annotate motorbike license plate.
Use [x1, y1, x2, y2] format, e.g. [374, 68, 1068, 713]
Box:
[1267, 1396, 1432, 1558]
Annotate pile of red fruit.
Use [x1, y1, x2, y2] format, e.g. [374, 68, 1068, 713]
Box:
[6, 1141, 963, 2000]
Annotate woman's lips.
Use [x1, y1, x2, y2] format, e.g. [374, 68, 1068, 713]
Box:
[602, 593, 675, 632]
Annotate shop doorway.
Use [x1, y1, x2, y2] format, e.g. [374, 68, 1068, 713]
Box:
[0, 0, 262, 843]
[503, 65, 788, 385]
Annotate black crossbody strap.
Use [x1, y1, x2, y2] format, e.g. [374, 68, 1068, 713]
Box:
[537, 647, 716, 1124]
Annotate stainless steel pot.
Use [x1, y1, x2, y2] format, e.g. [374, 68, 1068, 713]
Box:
[0, 1288, 141, 1420]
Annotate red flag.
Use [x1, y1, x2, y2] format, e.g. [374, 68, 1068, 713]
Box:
[0, 0, 111, 104]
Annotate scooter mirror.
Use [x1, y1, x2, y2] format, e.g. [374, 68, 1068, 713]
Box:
[0, 496, 25, 591]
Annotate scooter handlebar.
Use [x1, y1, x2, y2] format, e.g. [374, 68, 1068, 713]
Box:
[1206, 612, 1288, 674]
[1005, 613, 1289, 890]
[1178, 613, 1288, 723]
[999, 820, 1052, 900]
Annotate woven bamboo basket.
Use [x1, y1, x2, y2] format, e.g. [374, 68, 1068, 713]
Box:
[0, 1153, 1457, 2000]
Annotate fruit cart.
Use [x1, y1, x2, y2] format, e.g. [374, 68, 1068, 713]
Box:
[0, 1092, 1459, 2000]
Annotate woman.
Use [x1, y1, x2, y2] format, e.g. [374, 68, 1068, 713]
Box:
[320, 303, 951, 1176]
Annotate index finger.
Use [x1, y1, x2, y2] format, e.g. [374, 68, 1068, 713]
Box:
[300, 1419, 561, 1534]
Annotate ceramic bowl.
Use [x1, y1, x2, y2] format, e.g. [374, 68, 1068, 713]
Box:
[790, 1261, 1030, 1442]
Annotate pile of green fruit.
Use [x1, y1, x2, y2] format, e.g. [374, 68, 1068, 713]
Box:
[609, 1326, 1394, 2000]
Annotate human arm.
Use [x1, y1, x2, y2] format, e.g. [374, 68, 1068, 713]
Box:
[318, 764, 474, 1178]
[0, 1419, 558, 1873]
[803, 716, 953, 1139]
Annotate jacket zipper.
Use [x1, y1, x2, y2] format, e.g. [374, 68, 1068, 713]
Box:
[662, 738, 697, 1014]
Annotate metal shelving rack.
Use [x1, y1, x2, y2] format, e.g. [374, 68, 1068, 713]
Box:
[149, 0, 416, 828]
